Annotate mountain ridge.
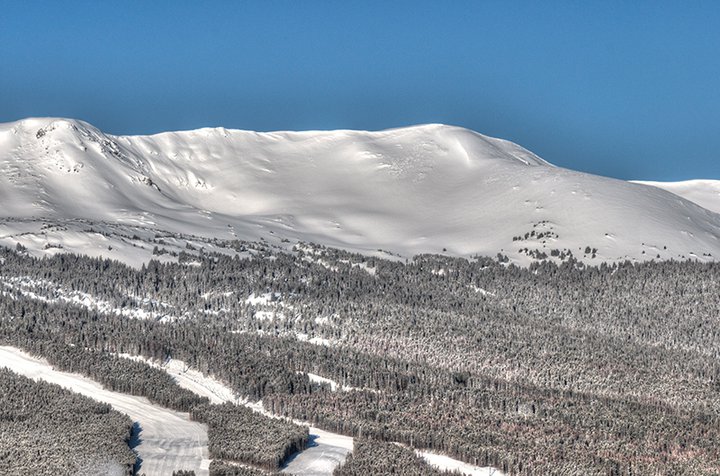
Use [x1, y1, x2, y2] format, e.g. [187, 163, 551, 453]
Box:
[633, 179, 720, 214]
[1, 117, 719, 266]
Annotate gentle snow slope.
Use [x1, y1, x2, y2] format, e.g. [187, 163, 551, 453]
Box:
[634, 180, 720, 215]
[2, 117, 720, 264]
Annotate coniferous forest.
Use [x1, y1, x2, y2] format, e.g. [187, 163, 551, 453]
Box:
[332, 439, 456, 475]
[1, 241, 720, 475]
[0, 368, 136, 475]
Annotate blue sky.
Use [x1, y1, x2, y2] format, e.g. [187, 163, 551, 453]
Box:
[2, 1, 719, 181]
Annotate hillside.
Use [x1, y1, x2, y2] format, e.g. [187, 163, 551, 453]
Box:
[2, 117, 719, 265]
[634, 180, 720, 214]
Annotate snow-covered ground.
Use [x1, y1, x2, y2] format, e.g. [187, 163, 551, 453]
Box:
[418, 450, 503, 475]
[299, 371, 373, 393]
[127, 354, 500, 476]
[0, 346, 211, 476]
[2, 117, 720, 266]
[634, 179, 720, 215]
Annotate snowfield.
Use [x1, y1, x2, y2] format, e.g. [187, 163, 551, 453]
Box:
[417, 451, 504, 475]
[1, 117, 720, 266]
[0, 346, 211, 476]
[633, 180, 720, 215]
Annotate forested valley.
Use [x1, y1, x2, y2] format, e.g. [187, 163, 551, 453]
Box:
[1, 241, 719, 475]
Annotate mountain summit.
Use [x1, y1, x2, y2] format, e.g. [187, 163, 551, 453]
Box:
[1, 117, 719, 265]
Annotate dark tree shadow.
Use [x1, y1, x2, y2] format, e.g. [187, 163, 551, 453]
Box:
[281, 434, 319, 469]
[129, 421, 144, 475]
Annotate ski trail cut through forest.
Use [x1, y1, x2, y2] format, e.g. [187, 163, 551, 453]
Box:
[121, 354, 354, 475]
[0, 345, 501, 476]
[0, 346, 211, 476]
[133, 354, 502, 476]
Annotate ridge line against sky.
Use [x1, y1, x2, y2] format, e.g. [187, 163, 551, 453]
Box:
[2, 0, 719, 181]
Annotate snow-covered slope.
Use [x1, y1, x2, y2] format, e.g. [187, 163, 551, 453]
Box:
[2, 117, 720, 265]
[633, 180, 720, 215]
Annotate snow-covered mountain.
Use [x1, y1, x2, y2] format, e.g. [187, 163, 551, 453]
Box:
[633, 180, 720, 215]
[1, 117, 719, 266]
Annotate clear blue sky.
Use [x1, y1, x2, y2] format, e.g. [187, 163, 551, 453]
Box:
[2, 1, 719, 181]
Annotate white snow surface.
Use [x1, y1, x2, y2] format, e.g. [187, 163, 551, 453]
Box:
[634, 180, 720, 215]
[2, 117, 719, 265]
[299, 371, 375, 393]
[417, 450, 503, 476]
[0, 346, 211, 476]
